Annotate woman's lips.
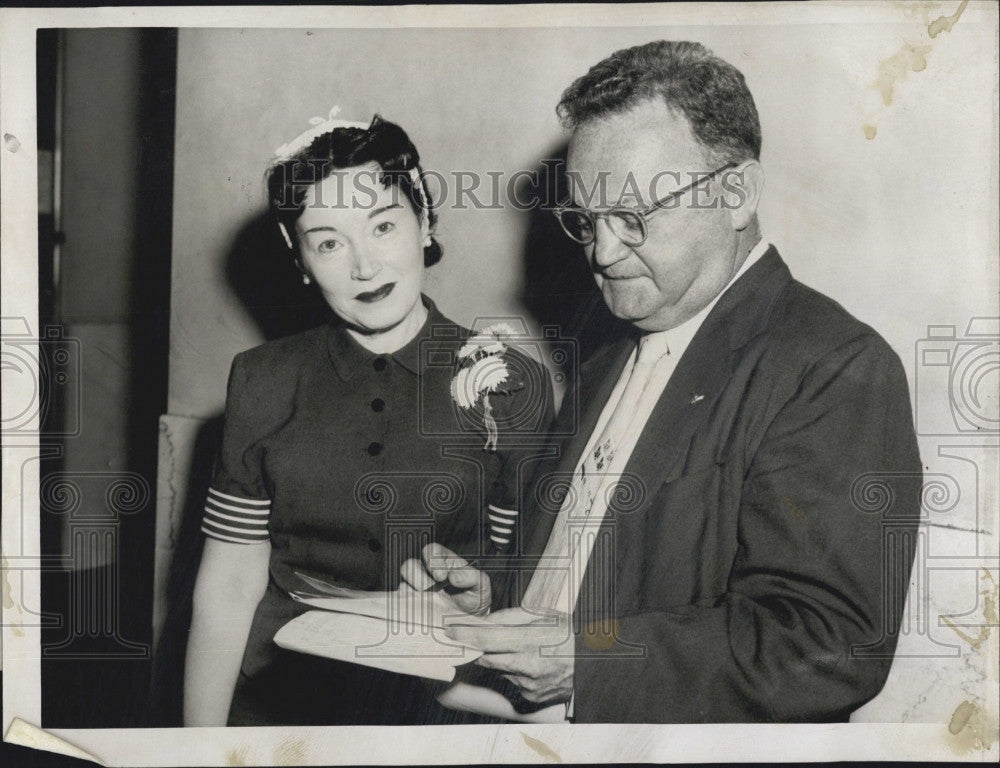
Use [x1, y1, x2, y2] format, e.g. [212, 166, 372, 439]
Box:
[355, 282, 395, 303]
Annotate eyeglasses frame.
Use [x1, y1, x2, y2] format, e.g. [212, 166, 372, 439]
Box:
[552, 161, 739, 247]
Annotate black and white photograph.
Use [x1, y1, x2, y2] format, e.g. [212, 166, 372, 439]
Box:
[1, 2, 998, 765]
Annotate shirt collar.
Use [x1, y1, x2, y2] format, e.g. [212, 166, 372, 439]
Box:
[327, 295, 449, 380]
[643, 238, 772, 363]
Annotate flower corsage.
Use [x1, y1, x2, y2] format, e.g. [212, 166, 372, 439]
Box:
[450, 323, 526, 451]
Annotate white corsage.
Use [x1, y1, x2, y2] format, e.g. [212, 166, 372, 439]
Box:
[450, 323, 520, 451]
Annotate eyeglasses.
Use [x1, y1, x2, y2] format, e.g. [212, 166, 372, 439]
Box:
[552, 162, 737, 247]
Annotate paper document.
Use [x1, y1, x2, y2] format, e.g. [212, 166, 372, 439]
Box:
[274, 610, 484, 681]
[277, 572, 488, 680]
[289, 571, 480, 630]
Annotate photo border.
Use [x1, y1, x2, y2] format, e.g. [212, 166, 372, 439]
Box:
[2, 3, 998, 765]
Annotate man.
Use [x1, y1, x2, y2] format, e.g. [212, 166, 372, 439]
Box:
[402, 40, 921, 723]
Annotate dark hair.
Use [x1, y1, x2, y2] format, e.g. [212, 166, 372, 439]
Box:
[266, 114, 442, 267]
[557, 41, 761, 165]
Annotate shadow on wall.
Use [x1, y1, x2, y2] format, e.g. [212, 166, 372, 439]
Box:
[516, 142, 632, 374]
[225, 211, 335, 341]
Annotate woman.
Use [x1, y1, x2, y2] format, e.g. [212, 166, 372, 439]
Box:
[183, 110, 552, 726]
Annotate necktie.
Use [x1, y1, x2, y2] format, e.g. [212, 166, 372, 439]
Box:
[522, 335, 669, 612]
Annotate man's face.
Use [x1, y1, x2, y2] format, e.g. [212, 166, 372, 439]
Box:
[566, 98, 742, 332]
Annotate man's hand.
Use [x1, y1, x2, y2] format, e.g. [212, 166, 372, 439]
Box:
[445, 607, 574, 705]
[399, 543, 491, 616]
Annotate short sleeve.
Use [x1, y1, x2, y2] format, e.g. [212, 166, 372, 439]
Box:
[201, 353, 272, 544]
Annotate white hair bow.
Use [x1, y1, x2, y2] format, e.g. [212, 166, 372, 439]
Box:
[273, 105, 369, 162]
[273, 106, 433, 250]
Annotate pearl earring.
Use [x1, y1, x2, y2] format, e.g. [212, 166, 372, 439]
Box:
[302, 274, 311, 285]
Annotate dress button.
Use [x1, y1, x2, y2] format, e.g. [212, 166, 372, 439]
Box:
[367, 441, 383, 456]
[368, 538, 382, 553]
[371, 398, 385, 412]
[372, 357, 387, 372]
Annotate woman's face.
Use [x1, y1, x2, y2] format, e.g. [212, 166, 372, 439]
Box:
[295, 162, 427, 337]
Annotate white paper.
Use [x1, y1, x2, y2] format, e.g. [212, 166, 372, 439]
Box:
[273, 610, 482, 682]
[290, 586, 477, 632]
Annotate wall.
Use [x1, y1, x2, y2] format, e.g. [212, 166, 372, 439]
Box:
[168, 24, 997, 419]
[164, 21, 998, 724]
[58, 29, 142, 564]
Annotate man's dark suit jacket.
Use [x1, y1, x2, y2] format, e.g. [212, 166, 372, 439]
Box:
[498, 247, 922, 723]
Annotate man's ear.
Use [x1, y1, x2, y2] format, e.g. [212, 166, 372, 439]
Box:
[724, 160, 764, 231]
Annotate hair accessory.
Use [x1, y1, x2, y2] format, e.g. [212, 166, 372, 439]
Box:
[278, 222, 294, 250]
[274, 105, 369, 162]
[274, 107, 433, 244]
[409, 165, 431, 235]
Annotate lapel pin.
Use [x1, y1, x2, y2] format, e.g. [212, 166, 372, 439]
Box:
[690, 393, 705, 405]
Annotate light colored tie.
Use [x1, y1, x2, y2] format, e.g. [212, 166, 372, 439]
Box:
[522, 335, 669, 612]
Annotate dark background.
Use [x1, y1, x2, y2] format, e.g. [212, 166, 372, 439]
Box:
[35, 28, 176, 728]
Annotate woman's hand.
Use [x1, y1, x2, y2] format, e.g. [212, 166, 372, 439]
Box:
[400, 543, 491, 616]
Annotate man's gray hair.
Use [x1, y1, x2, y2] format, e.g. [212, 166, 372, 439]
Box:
[558, 40, 762, 165]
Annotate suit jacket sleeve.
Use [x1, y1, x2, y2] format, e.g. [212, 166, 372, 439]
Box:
[573, 332, 922, 722]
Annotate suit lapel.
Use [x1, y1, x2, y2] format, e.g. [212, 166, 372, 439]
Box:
[576, 247, 794, 615]
[620, 246, 793, 494]
[619, 321, 735, 494]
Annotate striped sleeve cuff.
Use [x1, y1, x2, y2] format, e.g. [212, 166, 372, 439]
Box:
[201, 487, 271, 544]
[487, 504, 518, 547]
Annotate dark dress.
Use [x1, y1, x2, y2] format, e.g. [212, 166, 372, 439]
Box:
[200, 297, 553, 725]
